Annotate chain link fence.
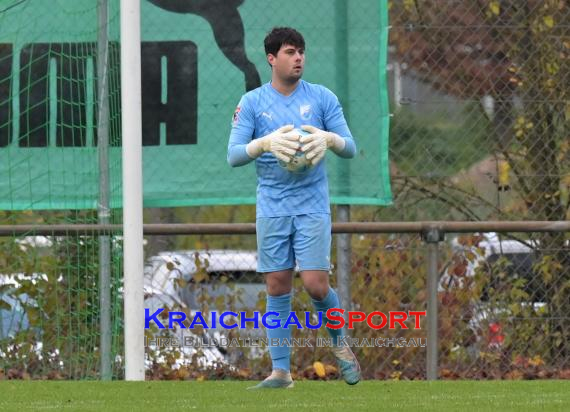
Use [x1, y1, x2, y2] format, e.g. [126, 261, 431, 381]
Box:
[139, 229, 569, 381]
[2, 227, 569, 380]
[383, 0, 569, 378]
[387, 0, 569, 222]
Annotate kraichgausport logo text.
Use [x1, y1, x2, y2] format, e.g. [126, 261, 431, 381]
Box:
[145, 308, 427, 330]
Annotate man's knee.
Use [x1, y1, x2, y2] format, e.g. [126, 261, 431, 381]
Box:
[265, 271, 293, 296]
[302, 276, 329, 300]
[266, 283, 292, 296]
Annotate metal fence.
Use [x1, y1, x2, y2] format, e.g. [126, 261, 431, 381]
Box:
[380, 0, 570, 379]
[387, 0, 569, 223]
[1, 223, 569, 380]
[142, 224, 570, 381]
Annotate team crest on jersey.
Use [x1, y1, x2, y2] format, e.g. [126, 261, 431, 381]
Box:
[232, 106, 241, 125]
[300, 104, 312, 120]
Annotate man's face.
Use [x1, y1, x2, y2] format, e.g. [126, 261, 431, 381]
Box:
[268, 44, 305, 83]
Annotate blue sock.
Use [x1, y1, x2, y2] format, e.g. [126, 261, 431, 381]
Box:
[311, 288, 345, 345]
[266, 292, 292, 372]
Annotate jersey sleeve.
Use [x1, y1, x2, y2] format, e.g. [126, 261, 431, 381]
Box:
[321, 87, 357, 158]
[227, 94, 256, 167]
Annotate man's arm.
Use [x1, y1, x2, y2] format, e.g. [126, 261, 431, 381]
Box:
[299, 125, 356, 165]
[227, 96, 256, 167]
[229, 126, 301, 167]
[227, 96, 300, 167]
[299, 87, 356, 165]
[228, 139, 254, 167]
[328, 124, 357, 158]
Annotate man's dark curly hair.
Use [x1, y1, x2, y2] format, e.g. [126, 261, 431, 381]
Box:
[264, 27, 305, 56]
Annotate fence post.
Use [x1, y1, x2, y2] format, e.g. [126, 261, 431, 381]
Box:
[336, 205, 352, 329]
[422, 228, 444, 380]
[97, 0, 112, 381]
[334, 0, 352, 329]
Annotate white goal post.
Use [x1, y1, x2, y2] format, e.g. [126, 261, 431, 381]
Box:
[121, 0, 145, 381]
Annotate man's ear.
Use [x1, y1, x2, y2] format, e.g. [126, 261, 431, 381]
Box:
[267, 53, 276, 67]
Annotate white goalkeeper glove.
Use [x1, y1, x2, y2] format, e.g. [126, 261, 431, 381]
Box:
[299, 125, 346, 166]
[246, 125, 300, 163]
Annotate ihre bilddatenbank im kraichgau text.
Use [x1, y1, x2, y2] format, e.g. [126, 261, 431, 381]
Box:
[144, 308, 428, 348]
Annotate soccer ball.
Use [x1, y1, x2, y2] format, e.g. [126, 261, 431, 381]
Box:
[278, 128, 311, 174]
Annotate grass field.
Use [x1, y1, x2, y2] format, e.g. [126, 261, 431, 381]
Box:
[0, 380, 568, 411]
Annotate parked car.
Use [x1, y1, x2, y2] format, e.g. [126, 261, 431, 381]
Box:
[143, 249, 265, 366]
[440, 233, 549, 351]
[144, 249, 263, 312]
[0, 273, 35, 339]
[1, 242, 253, 369]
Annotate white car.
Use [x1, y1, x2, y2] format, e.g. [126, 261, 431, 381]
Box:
[440, 233, 548, 351]
[144, 249, 262, 312]
[143, 249, 265, 366]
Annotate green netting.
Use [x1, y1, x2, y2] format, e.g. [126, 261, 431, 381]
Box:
[0, 212, 124, 380]
[0, 0, 391, 380]
[0, 0, 124, 380]
[0, 0, 391, 210]
[0, 0, 123, 210]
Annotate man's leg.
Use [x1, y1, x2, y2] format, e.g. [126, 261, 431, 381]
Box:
[249, 270, 294, 389]
[249, 217, 295, 389]
[301, 271, 343, 342]
[294, 213, 361, 385]
[301, 271, 361, 385]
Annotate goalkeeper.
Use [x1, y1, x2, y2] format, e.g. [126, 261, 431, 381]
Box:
[227, 27, 358, 389]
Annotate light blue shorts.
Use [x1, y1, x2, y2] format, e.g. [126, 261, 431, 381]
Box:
[256, 213, 331, 273]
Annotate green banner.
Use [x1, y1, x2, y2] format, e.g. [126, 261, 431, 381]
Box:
[0, 0, 391, 210]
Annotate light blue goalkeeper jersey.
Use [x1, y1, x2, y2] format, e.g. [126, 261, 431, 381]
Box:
[227, 80, 356, 218]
